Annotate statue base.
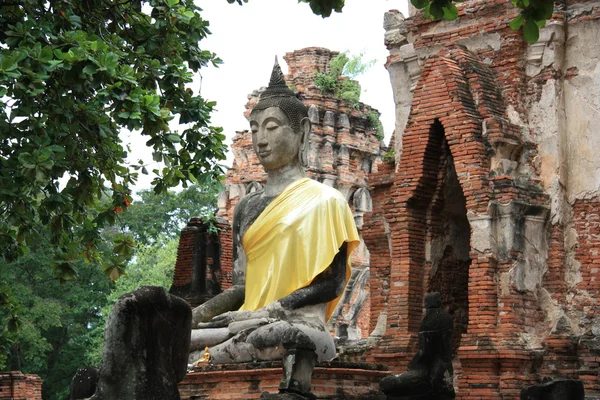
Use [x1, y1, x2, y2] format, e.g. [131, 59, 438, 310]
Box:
[180, 361, 388, 400]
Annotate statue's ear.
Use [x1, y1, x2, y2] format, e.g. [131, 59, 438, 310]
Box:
[298, 117, 311, 167]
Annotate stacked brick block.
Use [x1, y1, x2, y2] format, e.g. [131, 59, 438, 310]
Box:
[179, 362, 388, 400]
[0, 372, 42, 400]
[171, 217, 226, 308]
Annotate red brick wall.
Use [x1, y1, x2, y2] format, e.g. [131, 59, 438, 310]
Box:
[362, 42, 563, 396]
[374, 0, 600, 397]
[179, 363, 388, 400]
[217, 220, 233, 290]
[573, 199, 600, 305]
[362, 161, 394, 334]
[171, 218, 229, 308]
[0, 372, 42, 400]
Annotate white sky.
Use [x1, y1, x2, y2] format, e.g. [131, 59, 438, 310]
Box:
[127, 0, 410, 189]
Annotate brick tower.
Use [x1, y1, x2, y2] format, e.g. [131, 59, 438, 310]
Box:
[361, 0, 600, 398]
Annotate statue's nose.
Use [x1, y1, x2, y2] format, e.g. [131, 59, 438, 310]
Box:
[256, 131, 269, 147]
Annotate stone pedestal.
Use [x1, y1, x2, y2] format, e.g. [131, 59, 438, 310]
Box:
[179, 361, 388, 400]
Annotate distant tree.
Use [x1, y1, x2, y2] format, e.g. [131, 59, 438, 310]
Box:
[0, 0, 226, 282]
[0, 241, 112, 400]
[119, 182, 220, 245]
[85, 238, 179, 366]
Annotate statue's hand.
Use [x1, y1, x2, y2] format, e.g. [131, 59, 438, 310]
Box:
[261, 301, 286, 319]
[196, 302, 286, 329]
[196, 310, 255, 329]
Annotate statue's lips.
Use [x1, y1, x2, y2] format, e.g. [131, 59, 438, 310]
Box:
[258, 150, 272, 157]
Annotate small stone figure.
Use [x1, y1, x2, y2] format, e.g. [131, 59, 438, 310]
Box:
[520, 379, 584, 400]
[90, 286, 191, 400]
[380, 292, 455, 400]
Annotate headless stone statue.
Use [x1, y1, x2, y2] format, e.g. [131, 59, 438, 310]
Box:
[380, 292, 455, 400]
[189, 60, 360, 371]
[90, 286, 191, 400]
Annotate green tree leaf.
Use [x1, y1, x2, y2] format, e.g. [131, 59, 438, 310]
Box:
[166, 134, 181, 143]
[412, 0, 429, 9]
[524, 18, 540, 44]
[443, 3, 459, 20]
[509, 14, 525, 30]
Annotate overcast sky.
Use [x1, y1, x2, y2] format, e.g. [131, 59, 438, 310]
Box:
[127, 0, 410, 189]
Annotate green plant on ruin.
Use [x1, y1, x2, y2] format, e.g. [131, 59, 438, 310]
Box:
[315, 52, 375, 108]
[382, 148, 396, 163]
[367, 112, 385, 141]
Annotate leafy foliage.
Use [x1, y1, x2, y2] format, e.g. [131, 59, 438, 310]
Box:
[314, 52, 374, 108]
[119, 182, 220, 244]
[298, 0, 345, 18]
[0, 242, 113, 399]
[0, 0, 227, 282]
[367, 112, 385, 141]
[227, 0, 345, 18]
[382, 148, 396, 163]
[85, 238, 179, 366]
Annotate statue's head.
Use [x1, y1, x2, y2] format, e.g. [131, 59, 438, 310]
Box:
[249, 58, 311, 170]
[424, 292, 442, 309]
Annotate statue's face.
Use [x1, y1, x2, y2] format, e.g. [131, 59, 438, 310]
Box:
[249, 107, 302, 170]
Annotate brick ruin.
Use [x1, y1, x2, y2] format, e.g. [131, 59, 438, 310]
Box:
[0, 372, 42, 400]
[172, 0, 600, 397]
[361, 0, 600, 397]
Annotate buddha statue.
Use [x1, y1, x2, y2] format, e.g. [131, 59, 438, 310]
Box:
[188, 59, 360, 366]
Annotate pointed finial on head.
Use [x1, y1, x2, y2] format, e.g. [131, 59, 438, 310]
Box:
[252, 56, 309, 135]
[268, 56, 287, 89]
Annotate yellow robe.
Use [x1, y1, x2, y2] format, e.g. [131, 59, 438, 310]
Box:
[239, 177, 360, 321]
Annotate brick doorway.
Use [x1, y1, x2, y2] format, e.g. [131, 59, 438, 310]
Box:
[422, 120, 470, 356]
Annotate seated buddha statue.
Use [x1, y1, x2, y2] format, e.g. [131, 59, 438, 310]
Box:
[188, 60, 359, 365]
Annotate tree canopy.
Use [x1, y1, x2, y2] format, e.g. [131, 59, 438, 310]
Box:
[0, 0, 226, 282]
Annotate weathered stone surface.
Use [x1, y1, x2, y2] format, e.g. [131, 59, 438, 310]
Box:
[520, 379, 585, 399]
[90, 286, 191, 400]
[69, 367, 99, 400]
